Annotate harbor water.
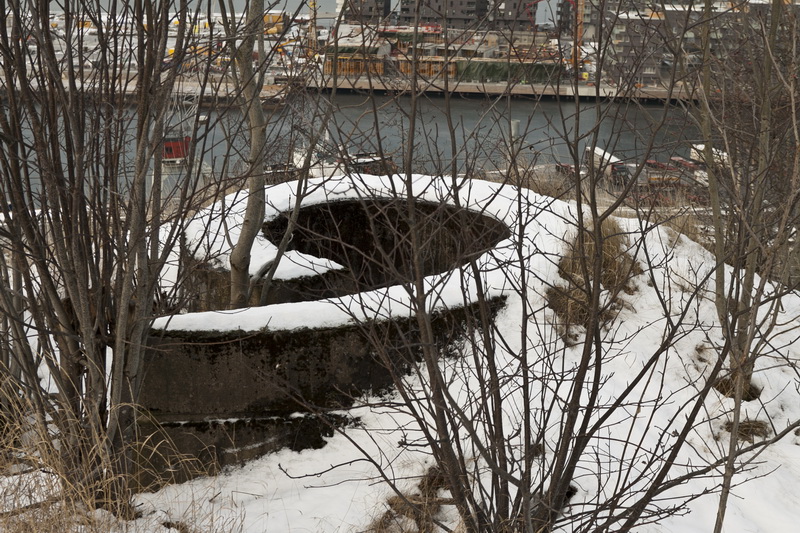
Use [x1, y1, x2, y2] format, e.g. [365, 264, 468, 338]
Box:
[192, 91, 697, 177]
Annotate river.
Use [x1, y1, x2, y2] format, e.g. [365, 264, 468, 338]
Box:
[190, 91, 697, 176]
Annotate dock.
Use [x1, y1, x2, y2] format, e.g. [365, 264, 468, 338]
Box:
[1, 68, 693, 106]
[0, 72, 288, 108]
[307, 74, 694, 102]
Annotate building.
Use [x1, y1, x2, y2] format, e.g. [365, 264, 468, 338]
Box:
[406, 0, 537, 30]
[342, 0, 393, 23]
[555, 0, 600, 40]
[605, 1, 737, 87]
[553, 0, 740, 86]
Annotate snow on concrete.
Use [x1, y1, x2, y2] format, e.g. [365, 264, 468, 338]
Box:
[154, 174, 535, 333]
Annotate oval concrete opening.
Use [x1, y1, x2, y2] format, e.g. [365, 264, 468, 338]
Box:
[259, 198, 510, 304]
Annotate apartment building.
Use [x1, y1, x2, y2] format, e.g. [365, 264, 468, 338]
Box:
[554, 0, 739, 86]
[342, 0, 393, 23]
[402, 0, 538, 29]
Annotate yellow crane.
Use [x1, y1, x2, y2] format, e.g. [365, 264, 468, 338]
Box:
[575, 0, 584, 77]
[308, 1, 318, 57]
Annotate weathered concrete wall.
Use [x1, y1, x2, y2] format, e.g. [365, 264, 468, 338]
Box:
[141, 324, 395, 422]
[141, 300, 504, 419]
[137, 299, 504, 482]
[262, 199, 511, 300]
[181, 198, 510, 312]
[132, 413, 349, 490]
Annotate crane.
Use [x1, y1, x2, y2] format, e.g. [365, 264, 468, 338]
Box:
[575, 0, 584, 74]
[308, 0, 317, 57]
[548, 0, 583, 75]
[523, 0, 547, 29]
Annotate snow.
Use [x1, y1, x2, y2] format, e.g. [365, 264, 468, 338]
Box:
[10, 173, 800, 532]
[154, 174, 529, 333]
[137, 174, 800, 531]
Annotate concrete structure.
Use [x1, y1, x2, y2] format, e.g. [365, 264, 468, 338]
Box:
[136, 197, 510, 485]
[309, 73, 694, 101]
[137, 304, 496, 486]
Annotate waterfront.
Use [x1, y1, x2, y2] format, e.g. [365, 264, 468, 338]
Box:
[308, 75, 692, 102]
[5, 85, 695, 192]
[239, 91, 697, 175]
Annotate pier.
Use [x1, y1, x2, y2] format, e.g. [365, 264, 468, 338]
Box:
[307, 74, 694, 102]
[1, 69, 691, 106]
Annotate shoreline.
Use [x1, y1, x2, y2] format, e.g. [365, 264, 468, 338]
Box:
[308, 74, 694, 103]
[0, 71, 693, 107]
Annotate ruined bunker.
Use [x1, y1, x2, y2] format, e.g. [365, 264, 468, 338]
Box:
[138, 188, 511, 484]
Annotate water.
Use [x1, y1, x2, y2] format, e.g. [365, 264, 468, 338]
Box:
[181, 91, 697, 177]
[295, 92, 691, 173]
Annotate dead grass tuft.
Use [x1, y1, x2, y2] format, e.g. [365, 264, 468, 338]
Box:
[546, 286, 592, 332]
[713, 377, 762, 402]
[365, 466, 452, 533]
[663, 211, 703, 244]
[558, 219, 641, 293]
[547, 219, 640, 339]
[724, 419, 771, 443]
[161, 520, 193, 533]
[418, 465, 447, 498]
[0, 391, 221, 532]
[0, 406, 111, 531]
[515, 172, 576, 201]
[660, 207, 715, 254]
[474, 164, 577, 201]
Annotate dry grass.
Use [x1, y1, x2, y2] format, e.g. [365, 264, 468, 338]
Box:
[662, 210, 706, 245]
[713, 377, 762, 402]
[474, 164, 578, 201]
[513, 170, 576, 201]
[0, 391, 220, 532]
[724, 419, 771, 443]
[558, 218, 641, 293]
[658, 206, 716, 255]
[622, 184, 713, 252]
[546, 286, 594, 333]
[0, 399, 114, 531]
[365, 466, 450, 533]
[547, 219, 640, 339]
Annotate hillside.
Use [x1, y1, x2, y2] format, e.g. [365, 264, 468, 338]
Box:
[6, 175, 800, 532]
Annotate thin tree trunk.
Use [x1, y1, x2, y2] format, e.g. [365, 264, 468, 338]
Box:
[229, 0, 267, 309]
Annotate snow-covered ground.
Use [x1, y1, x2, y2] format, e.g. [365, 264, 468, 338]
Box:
[10, 173, 800, 532]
